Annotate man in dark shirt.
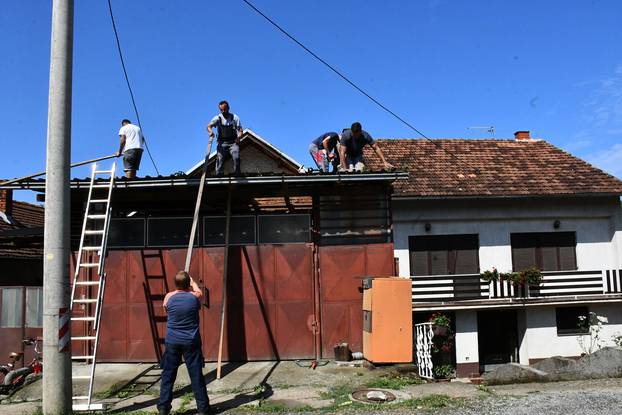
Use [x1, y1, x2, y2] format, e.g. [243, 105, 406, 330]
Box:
[309, 132, 340, 172]
[338, 122, 393, 172]
[207, 100, 243, 176]
[157, 271, 210, 415]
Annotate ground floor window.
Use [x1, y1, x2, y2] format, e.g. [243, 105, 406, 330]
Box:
[26, 287, 43, 327]
[0, 287, 23, 328]
[556, 306, 589, 335]
[0, 287, 43, 329]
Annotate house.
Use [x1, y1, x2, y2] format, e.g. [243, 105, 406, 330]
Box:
[0, 189, 44, 362]
[364, 131, 622, 377]
[2, 130, 405, 362]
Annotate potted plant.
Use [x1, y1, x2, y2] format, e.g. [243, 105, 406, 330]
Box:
[429, 312, 451, 336]
[433, 364, 455, 380]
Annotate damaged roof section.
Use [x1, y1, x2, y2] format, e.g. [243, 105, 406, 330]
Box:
[364, 138, 622, 198]
[0, 189, 44, 258]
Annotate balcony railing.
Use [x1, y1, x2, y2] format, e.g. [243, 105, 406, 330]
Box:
[411, 269, 622, 304]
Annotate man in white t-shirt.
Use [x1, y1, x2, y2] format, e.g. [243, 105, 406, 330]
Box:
[117, 119, 144, 178]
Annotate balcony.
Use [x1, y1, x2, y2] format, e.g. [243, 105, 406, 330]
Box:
[411, 269, 622, 307]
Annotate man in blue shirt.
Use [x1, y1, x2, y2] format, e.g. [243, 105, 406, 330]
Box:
[207, 100, 243, 176]
[158, 271, 210, 415]
[309, 132, 340, 172]
[338, 122, 393, 172]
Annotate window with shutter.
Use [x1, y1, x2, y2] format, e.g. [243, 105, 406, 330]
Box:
[409, 234, 479, 276]
[511, 232, 577, 271]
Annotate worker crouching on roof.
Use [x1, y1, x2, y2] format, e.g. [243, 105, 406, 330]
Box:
[116, 119, 144, 179]
[158, 271, 211, 415]
[309, 132, 340, 172]
[338, 122, 393, 172]
[207, 100, 243, 176]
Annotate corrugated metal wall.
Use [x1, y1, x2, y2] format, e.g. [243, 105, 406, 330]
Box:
[71, 243, 394, 362]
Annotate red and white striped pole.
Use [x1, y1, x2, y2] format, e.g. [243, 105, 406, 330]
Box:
[58, 308, 71, 353]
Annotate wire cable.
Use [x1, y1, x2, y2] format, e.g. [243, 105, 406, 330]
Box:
[107, 0, 161, 176]
[241, 0, 480, 174]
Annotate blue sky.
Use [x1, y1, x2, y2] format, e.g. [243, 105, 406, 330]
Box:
[1, 0, 621, 203]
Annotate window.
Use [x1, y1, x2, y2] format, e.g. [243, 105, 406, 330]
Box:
[26, 287, 43, 328]
[1, 288, 23, 328]
[409, 234, 479, 276]
[147, 218, 198, 247]
[204, 216, 256, 245]
[257, 215, 310, 244]
[109, 218, 146, 247]
[511, 232, 576, 272]
[556, 306, 589, 335]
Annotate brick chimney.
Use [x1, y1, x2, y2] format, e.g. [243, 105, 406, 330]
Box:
[0, 189, 13, 215]
[514, 131, 531, 141]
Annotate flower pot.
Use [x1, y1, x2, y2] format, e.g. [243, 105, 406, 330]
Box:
[432, 325, 449, 337]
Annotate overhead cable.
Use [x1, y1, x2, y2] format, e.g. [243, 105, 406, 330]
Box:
[107, 0, 161, 176]
[241, 0, 479, 174]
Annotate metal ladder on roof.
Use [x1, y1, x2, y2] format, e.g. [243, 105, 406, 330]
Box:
[70, 161, 116, 411]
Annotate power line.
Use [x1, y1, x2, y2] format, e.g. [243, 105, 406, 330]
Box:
[241, 0, 480, 174]
[107, 0, 160, 176]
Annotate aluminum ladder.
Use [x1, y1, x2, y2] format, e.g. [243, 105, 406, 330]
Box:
[70, 162, 116, 411]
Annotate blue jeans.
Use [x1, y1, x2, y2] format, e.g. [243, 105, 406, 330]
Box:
[158, 341, 210, 413]
[216, 141, 240, 175]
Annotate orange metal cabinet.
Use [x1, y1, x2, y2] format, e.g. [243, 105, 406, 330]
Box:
[362, 277, 412, 363]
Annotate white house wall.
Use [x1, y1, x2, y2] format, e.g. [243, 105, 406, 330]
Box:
[393, 197, 621, 276]
[525, 303, 622, 361]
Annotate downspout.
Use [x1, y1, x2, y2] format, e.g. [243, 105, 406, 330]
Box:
[311, 195, 322, 360]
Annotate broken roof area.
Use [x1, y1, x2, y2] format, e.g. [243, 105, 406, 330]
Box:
[186, 129, 302, 177]
[0, 199, 44, 259]
[363, 138, 622, 198]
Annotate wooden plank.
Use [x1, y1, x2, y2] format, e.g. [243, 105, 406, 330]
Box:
[216, 187, 232, 380]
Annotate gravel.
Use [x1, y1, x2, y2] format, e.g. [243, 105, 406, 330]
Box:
[437, 390, 622, 415]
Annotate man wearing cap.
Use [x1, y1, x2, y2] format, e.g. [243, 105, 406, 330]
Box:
[338, 122, 393, 172]
[207, 100, 243, 176]
[116, 119, 144, 179]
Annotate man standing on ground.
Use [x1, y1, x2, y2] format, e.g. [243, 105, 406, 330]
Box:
[116, 119, 144, 179]
[309, 132, 340, 172]
[338, 122, 393, 172]
[158, 271, 211, 415]
[207, 100, 243, 176]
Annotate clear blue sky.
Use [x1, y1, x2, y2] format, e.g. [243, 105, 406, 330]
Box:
[2, 0, 621, 203]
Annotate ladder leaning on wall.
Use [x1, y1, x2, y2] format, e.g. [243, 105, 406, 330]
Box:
[69, 162, 116, 411]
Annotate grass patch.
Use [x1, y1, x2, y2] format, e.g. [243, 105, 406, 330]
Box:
[318, 383, 355, 406]
[238, 401, 314, 413]
[364, 373, 425, 390]
[173, 391, 194, 414]
[401, 394, 458, 410]
[477, 384, 494, 394]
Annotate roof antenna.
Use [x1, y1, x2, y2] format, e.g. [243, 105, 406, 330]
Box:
[468, 126, 495, 135]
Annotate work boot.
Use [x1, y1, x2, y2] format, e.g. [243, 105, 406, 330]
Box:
[158, 409, 170, 415]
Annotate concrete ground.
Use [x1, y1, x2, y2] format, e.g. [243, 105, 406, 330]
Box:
[1, 362, 622, 414]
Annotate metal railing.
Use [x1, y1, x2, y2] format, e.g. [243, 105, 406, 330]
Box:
[411, 269, 622, 304]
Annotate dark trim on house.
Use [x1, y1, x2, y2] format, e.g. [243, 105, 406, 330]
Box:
[1, 172, 409, 191]
[456, 362, 480, 378]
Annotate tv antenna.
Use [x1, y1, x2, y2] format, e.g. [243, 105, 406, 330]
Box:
[468, 126, 495, 135]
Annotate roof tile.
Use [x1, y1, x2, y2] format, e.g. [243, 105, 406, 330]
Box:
[363, 139, 622, 197]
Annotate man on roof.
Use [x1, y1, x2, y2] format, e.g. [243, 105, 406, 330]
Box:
[116, 119, 144, 179]
[207, 100, 243, 176]
[338, 122, 393, 172]
[309, 132, 340, 172]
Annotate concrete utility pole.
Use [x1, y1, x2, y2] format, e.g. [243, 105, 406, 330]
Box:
[42, 0, 74, 413]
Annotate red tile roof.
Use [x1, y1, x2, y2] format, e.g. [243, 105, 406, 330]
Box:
[0, 201, 44, 259]
[363, 138, 622, 198]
